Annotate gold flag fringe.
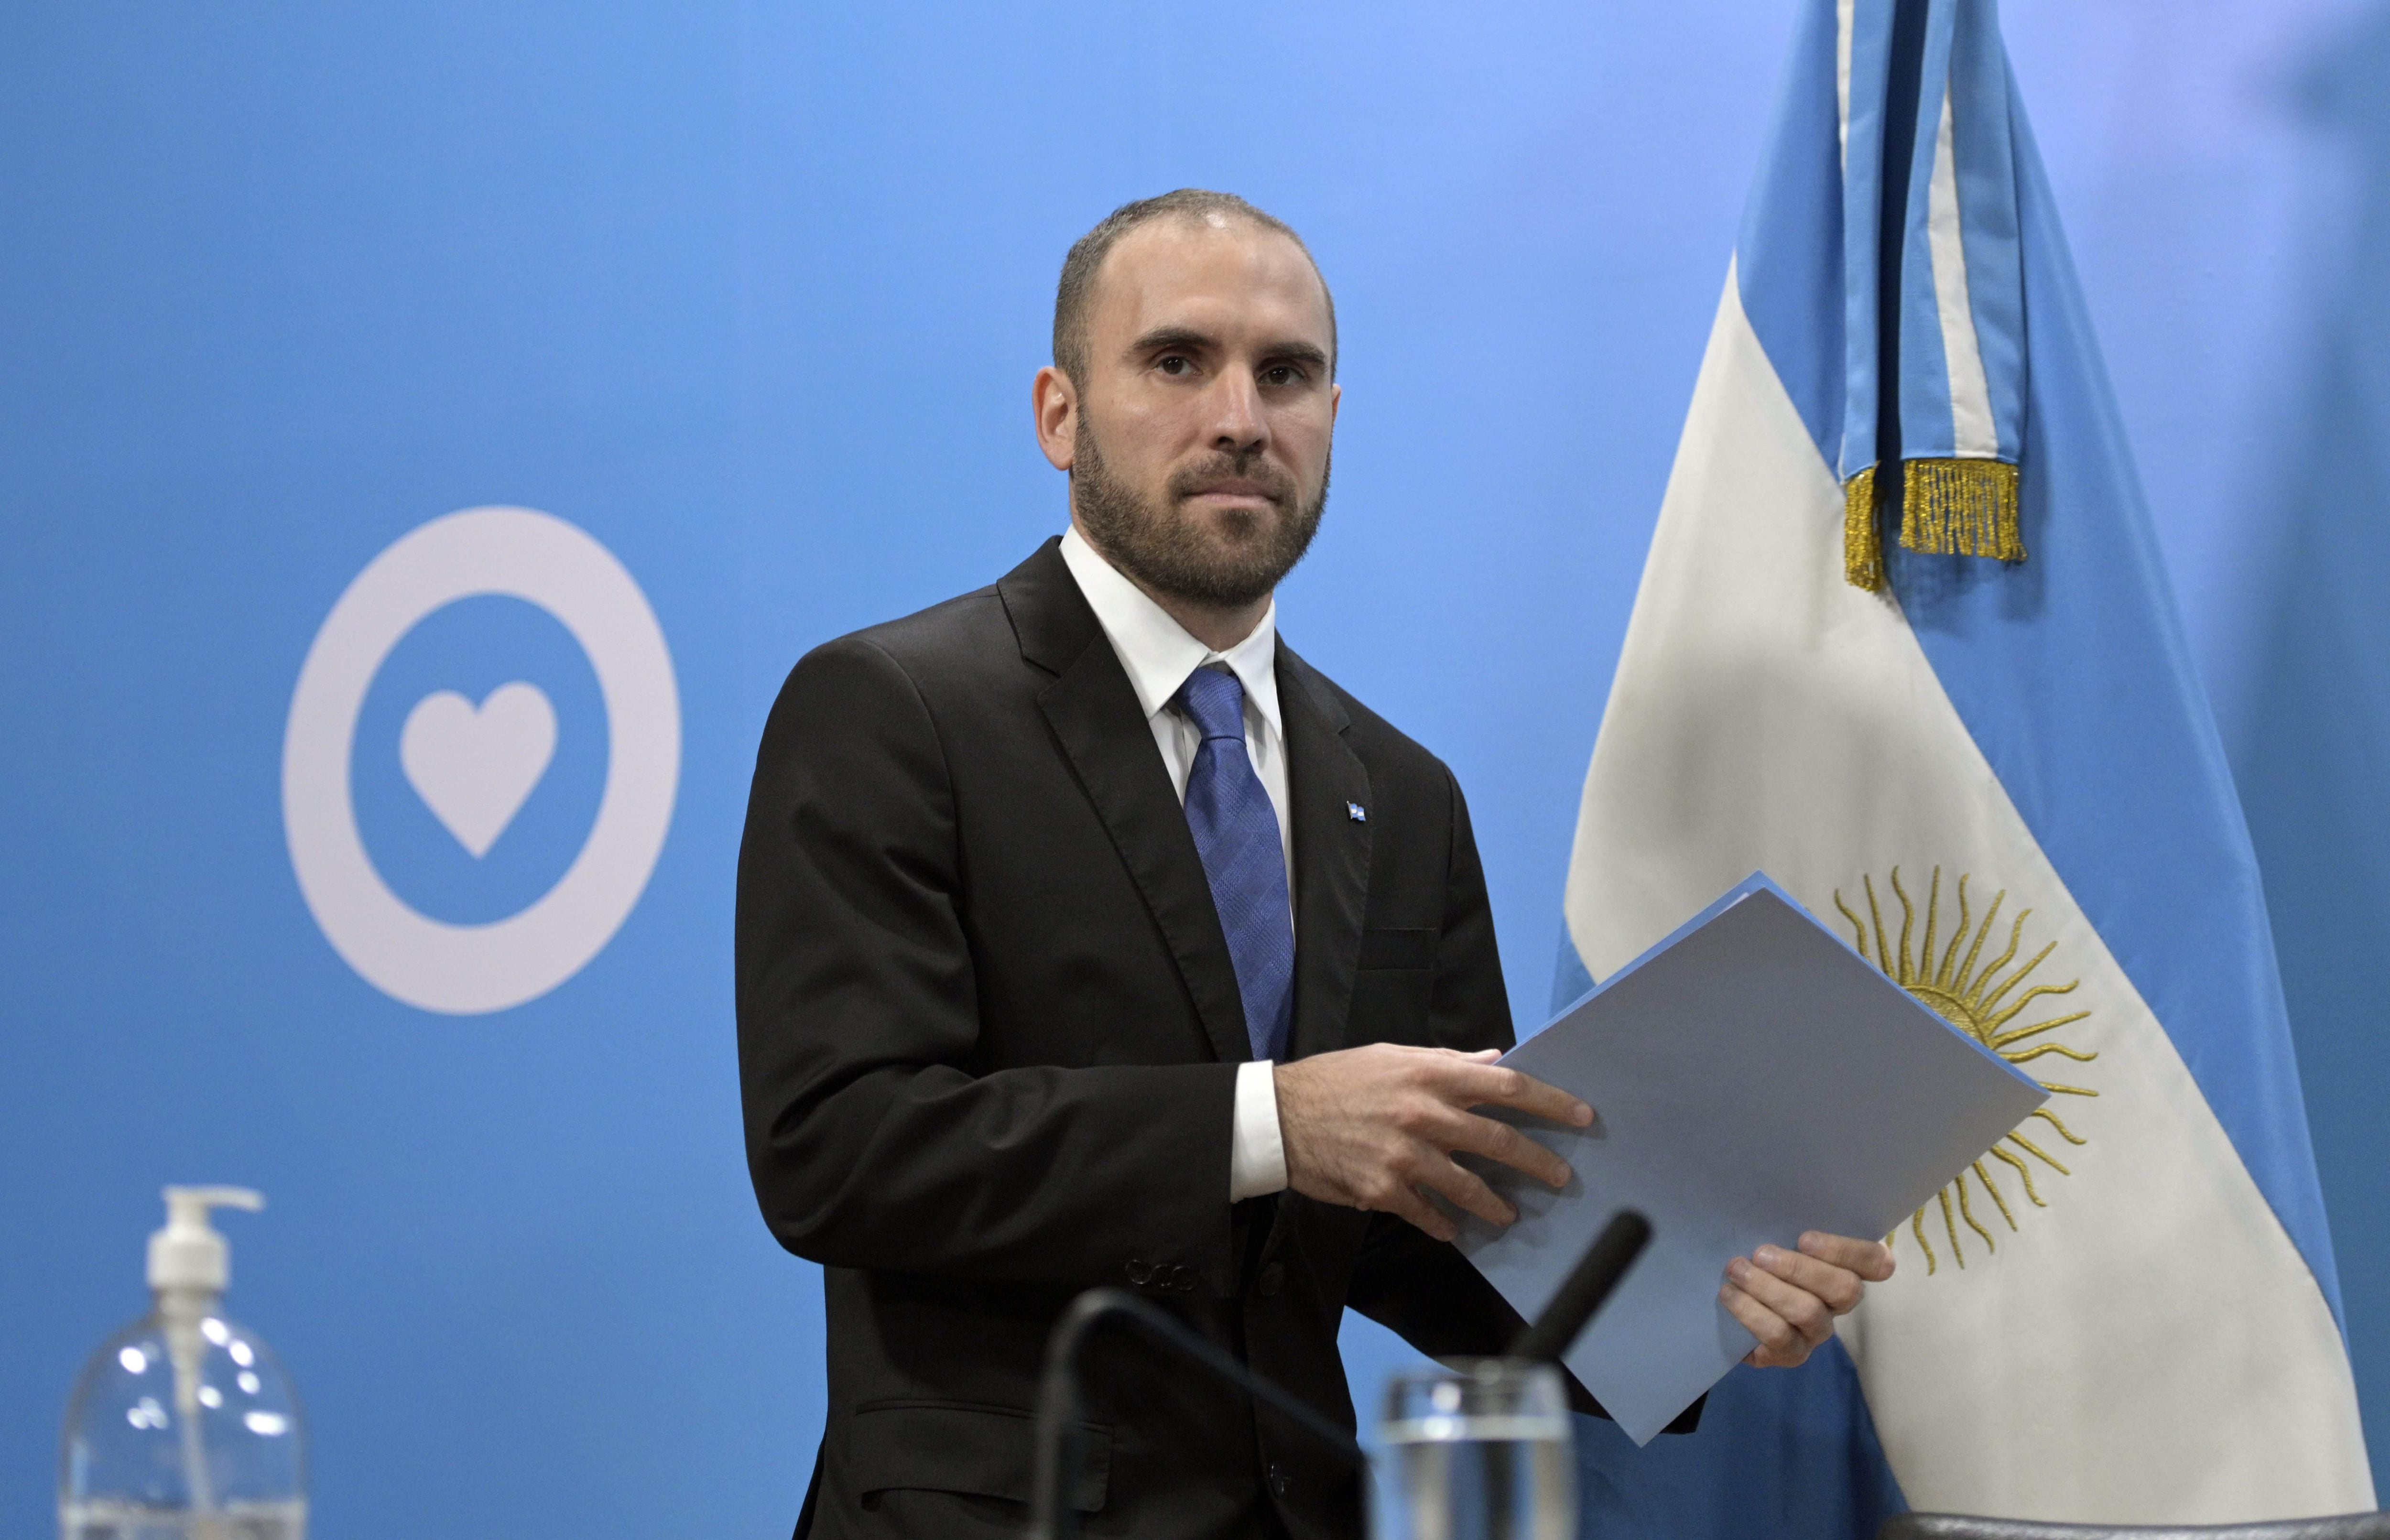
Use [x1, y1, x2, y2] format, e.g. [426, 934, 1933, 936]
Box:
[1844, 465, 1884, 591]
[1901, 457, 2024, 562]
[1842, 457, 2025, 591]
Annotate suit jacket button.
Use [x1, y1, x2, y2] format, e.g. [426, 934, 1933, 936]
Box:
[1125, 1258, 1154, 1286]
[1268, 1463, 1293, 1497]
[1258, 1263, 1285, 1297]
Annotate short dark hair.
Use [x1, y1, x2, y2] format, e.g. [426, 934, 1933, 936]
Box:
[1051, 189, 1337, 386]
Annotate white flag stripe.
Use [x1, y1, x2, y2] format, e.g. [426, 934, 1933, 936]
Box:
[1564, 267, 2372, 1522]
[1927, 85, 2000, 459]
[1836, 0, 1856, 165]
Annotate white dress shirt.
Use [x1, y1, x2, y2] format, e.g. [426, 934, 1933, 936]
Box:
[1058, 524, 1292, 1202]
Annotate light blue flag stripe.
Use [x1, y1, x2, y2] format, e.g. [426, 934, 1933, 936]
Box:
[1573, 1342, 1907, 1538]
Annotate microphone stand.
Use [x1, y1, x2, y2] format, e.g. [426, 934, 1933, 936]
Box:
[1023, 1209, 1650, 1540]
[1024, 1288, 1367, 1540]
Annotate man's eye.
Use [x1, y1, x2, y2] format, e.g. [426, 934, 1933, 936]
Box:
[1261, 365, 1304, 387]
[1158, 355, 1192, 376]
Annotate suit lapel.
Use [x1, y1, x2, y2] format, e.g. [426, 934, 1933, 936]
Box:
[1278, 643, 1371, 1063]
[1000, 540, 1253, 1066]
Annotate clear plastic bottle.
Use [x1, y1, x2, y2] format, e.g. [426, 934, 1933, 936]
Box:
[60, 1188, 305, 1540]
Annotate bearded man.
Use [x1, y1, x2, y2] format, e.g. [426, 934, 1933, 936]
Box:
[736, 190, 1892, 1540]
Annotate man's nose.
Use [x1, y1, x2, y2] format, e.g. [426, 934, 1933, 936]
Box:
[1204, 370, 1267, 453]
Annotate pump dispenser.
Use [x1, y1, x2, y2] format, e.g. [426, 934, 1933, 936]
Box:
[60, 1188, 305, 1540]
[149, 1188, 259, 1298]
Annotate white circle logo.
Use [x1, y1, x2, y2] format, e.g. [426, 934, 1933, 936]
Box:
[282, 507, 680, 1014]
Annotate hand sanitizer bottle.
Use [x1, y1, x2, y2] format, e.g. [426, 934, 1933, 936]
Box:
[59, 1188, 306, 1540]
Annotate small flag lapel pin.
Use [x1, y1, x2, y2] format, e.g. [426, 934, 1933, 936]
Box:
[1346, 802, 1368, 823]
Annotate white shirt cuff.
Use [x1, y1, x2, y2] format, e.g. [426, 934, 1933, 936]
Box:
[1229, 1059, 1289, 1201]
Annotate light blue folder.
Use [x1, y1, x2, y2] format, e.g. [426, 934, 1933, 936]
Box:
[1455, 873, 2047, 1444]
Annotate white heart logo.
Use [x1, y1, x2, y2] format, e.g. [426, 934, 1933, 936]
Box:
[398, 682, 558, 858]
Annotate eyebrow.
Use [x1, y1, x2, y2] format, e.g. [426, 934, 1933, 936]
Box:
[1128, 325, 1217, 358]
[1127, 325, 1331, 372]
[1260, 340, 1332, 372]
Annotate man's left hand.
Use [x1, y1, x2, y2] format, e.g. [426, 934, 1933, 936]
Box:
[1722, 1231, 1895, 1368]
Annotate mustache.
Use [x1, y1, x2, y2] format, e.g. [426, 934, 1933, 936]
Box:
[1167, 451, 1298, 507]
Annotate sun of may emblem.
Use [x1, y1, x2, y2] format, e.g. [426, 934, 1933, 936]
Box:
[1834, 867, 2098, 1274]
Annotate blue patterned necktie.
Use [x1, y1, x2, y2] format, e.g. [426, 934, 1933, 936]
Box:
[1173, 666, 1294, 1063]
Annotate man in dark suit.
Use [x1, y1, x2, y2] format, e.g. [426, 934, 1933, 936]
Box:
[737, 189, 1893, 1540]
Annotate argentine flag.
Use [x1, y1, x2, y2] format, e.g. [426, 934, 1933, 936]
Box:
[1552, 0, 2374, 1529]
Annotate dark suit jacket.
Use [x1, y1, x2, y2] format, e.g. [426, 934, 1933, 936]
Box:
[737, 538, 1618, 1540]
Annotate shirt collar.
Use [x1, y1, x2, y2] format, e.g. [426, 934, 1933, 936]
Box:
[1058, 522, 1281, 737]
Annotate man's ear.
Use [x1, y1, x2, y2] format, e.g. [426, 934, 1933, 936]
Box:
[1032, 365, 1077, 471]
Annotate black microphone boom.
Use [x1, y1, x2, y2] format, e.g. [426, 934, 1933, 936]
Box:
[1025, 1288, 1367, 1540]
[1026, 1209, 1649, 1539]
[1509, 1208, 1652, 1362]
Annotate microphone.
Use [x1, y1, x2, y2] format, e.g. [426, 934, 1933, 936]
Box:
[1025, 1288, 1366, 1540]
[1509, 1208, 1652, 1362]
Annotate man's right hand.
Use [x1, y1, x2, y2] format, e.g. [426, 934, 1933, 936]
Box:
[1274, 1044, 1593, 1242]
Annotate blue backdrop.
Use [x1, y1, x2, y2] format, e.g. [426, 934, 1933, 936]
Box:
[5, 2, 2384, 1536]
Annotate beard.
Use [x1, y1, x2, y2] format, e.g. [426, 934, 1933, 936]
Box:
[1071, 413, 1329, 610]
